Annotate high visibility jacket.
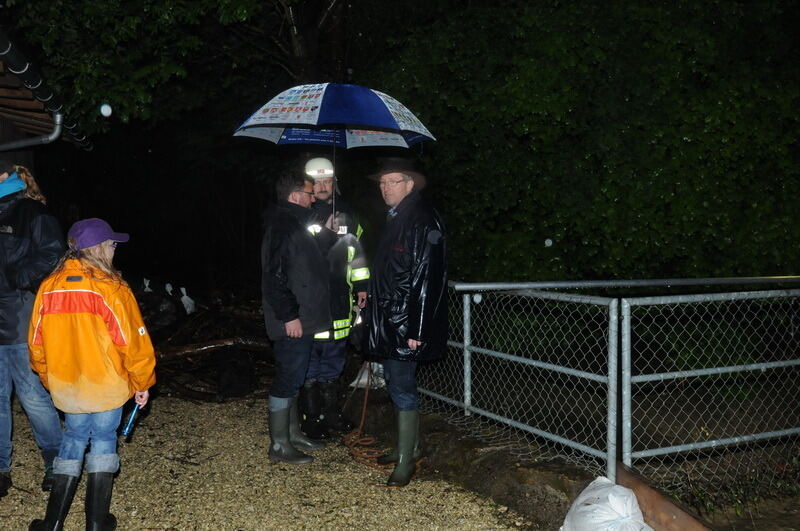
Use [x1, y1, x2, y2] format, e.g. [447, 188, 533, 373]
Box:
[310, 199, 369, 341]
[28, 259, 156, 414]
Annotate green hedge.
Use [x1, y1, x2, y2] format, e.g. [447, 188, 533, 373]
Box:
[364, 1, 800, 281]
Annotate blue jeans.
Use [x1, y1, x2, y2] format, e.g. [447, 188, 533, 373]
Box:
[54, 407, 122, 477]
[0, 343, 62, 472]
[382, 359, 419, 411]
[271, 335, 314, 398]
[306, 340, 347, 383]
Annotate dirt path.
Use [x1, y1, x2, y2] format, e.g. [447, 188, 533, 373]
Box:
[1, 396, 530, 530]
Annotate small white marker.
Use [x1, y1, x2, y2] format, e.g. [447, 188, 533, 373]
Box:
[100, 104, 112, 117]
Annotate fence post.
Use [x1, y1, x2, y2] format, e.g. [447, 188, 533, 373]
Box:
[621, 299, 632, 467]
[607, 299, 619, 482]
[463, 293, 472, 416]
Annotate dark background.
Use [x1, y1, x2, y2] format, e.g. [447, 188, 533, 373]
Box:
[2, 0, 798, 293]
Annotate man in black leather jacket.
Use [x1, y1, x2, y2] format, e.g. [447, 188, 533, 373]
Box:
[365, 158, 447, 487]
[0, 162, 63, 496]
[261, 172, 333, 465]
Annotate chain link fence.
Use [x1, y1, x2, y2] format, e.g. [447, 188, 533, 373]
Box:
[622, 290, 800, 509]
[419, 281, 800, 508]
[418, 286, 618, 479]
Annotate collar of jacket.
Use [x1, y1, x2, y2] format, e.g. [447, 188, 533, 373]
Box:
[388, 190, 421, 219]
[61, 258, 115, 280]
[0, 190, 23, 217]
[278, 200, 314, 224]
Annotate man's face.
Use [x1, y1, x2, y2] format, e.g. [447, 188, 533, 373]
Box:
[312, 177, 334, 203]
[379, 172, 414, 208]
[291, 181, 315, 209]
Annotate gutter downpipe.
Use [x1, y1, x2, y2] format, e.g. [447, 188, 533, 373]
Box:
[0, 111, 63, 152]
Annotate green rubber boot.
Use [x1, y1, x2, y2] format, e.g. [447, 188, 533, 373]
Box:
[268, 405, 313, 465]
[377, 409, 422, 465]
[386, 409, 419, 487]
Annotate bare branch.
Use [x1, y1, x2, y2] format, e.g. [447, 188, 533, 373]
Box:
[157, 337, 271, 364]
[317, 0, 339, 29]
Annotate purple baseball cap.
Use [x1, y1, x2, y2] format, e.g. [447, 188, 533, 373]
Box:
[68, 218, 129, 250]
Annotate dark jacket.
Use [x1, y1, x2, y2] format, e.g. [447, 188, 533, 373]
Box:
[311, 198, 369, 340]
[0, 192, 65, 344]
[261, 200, 332, 340]
[366, 190, 448, 361]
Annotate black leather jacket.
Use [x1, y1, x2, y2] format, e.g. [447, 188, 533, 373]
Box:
[366, 190, 447, 362]
[0, 192, 65, 344]
[261, 200, 332, 340]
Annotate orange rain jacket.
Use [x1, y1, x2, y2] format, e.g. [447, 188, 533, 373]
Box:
[28, 259, 156, 414]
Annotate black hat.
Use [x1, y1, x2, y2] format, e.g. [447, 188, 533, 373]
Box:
[368, 157, 426, 189]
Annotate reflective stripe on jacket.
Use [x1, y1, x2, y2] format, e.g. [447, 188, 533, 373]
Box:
[310, 200, 370, 341]
[28, 259, 156, 414]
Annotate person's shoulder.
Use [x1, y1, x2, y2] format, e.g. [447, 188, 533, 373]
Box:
[263, 202, 292, 223]
[9, 196, 48, 216]
[409, 198, 438, 222]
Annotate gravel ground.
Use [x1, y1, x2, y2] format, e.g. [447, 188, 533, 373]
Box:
[1, 396, 530, 530]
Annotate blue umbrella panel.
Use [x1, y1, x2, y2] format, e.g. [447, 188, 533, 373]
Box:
[234, 83, 435, 149]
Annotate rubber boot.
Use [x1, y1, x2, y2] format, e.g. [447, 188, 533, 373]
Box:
[387, 409, 419, 487]
[0, 472, 11, 498]
[320, 380, 355, 432]
[268, 406, 313, 465]
[29, 474, 79, 531]
[299, 382, 330, 440]
[85, 472, 117, 531]
[41, 464, 54, 492]
[289, 398, 324, 452]
[377, 409, 422, 465]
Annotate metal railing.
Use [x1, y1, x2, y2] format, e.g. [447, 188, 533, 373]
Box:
[621, 289, 800, 504]
[418, 278, 800, 501]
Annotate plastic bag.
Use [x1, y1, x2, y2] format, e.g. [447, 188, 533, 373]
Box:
[561, 477, 653, 531]
[349, 361, 386, 389]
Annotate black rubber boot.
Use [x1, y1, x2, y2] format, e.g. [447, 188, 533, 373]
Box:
[41, 464, 54, 492]
[320, 380, 355, 432]
[377, 409, 422, 465]
[289, 398, 325, 452]
[268, 405, 313, 464]
[387, 410, 419, 487]
[0, 472, 11, 498]
[85, 472, 117, 531]
[299, 382, 330, 440]
[29, 474, 79, 530]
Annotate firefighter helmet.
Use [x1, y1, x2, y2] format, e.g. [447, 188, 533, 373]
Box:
[304, 157, 334, 178]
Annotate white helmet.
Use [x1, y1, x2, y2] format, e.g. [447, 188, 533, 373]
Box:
[304, 157, 334, 178]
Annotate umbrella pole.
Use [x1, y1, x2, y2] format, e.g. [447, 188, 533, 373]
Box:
[331, 144, 337, 222]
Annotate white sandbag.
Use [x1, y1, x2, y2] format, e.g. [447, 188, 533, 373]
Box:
[179, 287, 196, 314]
[561, 477, 653, 531]
[349, 361, 386, 389]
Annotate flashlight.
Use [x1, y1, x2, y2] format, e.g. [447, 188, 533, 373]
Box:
[122, 404, 140, 437]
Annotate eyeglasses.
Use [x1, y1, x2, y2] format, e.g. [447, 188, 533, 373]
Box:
[378, 179, 408, 188]
[296, 190, 314, 196]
